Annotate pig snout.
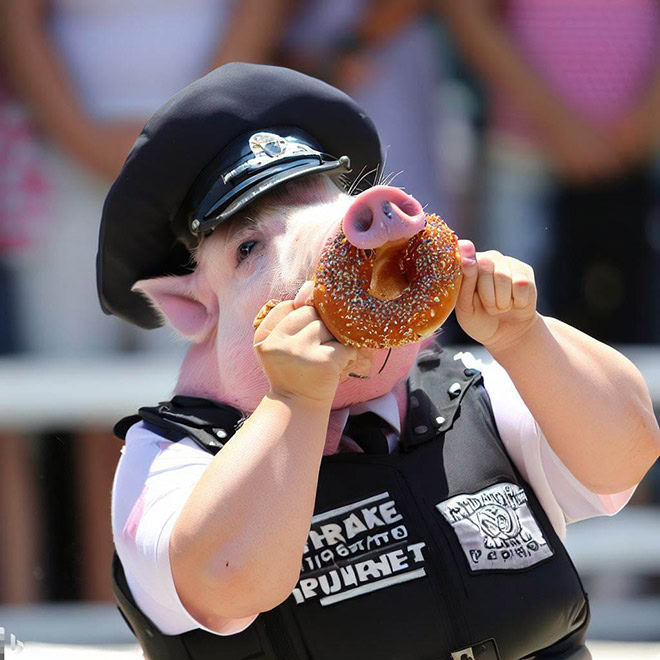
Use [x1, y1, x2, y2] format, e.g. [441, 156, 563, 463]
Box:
[342, 186, 426, 249]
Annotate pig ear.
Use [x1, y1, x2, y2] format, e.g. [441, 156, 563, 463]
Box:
[132, 273, 218, 342]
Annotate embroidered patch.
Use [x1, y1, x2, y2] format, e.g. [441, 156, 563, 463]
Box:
[292, 491, 427, 606]
[436, 482, 553, 571]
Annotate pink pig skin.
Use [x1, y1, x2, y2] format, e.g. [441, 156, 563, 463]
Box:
[134, 177, 437, 453]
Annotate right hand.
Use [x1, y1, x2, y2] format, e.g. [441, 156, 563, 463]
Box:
[253, 283, 365, 405]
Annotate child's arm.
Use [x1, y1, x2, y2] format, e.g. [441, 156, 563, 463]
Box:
[169, 300, 359, 630]
[455, 240, 659, 498]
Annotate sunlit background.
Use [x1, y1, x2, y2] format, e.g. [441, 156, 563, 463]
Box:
[0, 0, 658, 657]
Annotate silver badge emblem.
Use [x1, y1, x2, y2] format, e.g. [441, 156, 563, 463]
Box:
[249, 132, 287, 158]
[222, 132, 320, 184]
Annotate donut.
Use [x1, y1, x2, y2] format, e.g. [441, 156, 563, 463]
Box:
[253, 299, 280, 329]
[311, 213, 462, 348]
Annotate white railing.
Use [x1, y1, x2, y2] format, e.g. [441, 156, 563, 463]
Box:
[0, 344, 658, 430]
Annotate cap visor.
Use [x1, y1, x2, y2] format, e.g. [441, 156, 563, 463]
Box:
[198, 157, 350, 233]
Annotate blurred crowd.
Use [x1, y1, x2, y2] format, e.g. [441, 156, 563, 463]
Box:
[0, 0, 659, 614]
[0, 0, 659, 356]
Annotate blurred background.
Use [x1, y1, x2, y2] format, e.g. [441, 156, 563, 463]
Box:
[0, 0, 658, 657]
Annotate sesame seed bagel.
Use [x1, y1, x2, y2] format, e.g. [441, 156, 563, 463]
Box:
[311, 213, 462, 348]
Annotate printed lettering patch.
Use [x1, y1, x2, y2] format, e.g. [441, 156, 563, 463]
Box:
[292, 491, 426, 606]
[435, 482, 553, 571]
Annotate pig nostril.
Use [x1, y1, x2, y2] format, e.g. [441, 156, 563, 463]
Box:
[382, 201, 394, 219]
[353, 208, 374, 233]
[382, 201, 395, 219]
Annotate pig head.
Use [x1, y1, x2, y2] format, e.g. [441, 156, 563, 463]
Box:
[134, 175, 435, 442]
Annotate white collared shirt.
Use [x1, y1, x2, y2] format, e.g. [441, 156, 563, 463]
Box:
[111, 352, 636, 637]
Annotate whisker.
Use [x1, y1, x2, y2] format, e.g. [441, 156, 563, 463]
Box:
[349, 146, 390, 195]
[375, 149, 390, 187]
[348, 164, 380, 196]
[382, 169, 405, 188]
[347, 165, 368, 196]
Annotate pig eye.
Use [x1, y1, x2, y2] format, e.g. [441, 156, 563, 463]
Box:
[237, 240, 258, 264]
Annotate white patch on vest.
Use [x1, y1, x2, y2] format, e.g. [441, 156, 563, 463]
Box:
[436, 482, 553, 571]
[293, 491, 427, 606]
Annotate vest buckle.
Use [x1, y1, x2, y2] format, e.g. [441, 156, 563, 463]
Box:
[450, 638, 501, 660]
[451, 649, 475, 660]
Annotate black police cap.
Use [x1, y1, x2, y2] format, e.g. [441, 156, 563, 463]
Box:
[97, 62, 382, 330]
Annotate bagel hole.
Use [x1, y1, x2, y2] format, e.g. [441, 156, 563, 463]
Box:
[368, 244, 409, 301]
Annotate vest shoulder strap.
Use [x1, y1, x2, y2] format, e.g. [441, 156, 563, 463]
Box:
[401, 344, 483, 452]
[114, 395, 246, 456]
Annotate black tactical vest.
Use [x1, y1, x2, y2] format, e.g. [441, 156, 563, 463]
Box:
[111, 346, 591, 660]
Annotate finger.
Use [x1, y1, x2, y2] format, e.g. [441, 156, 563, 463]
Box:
[318, 342, 358, 372]
[510, 259, 536, 310]
[253, 300, 295, 345]
[493, 256, 513, 311]
[295, 318, 337, 346]
[272, 304, 324, 337]
[476, 252, 498, 314]
[293, 280, 315, 309]
[455, 239, 479, 315]
[472, 288, 487, 317]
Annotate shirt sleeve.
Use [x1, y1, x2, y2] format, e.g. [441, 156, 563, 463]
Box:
[454, 352, 637, 540]
[111, 421, 259, 636]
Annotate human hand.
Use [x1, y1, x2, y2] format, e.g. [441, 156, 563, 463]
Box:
[454, 240, 540, 353]
[253, 282, 362, 405]
[75, 120, 144, 182]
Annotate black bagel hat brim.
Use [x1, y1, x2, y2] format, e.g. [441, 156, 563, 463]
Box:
[97, 62, 382, 330]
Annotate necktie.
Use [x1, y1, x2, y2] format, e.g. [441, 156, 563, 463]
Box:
[343, 412, 393, 455]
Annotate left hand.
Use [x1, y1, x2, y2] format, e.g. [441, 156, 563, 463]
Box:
[454, 240, 540, 353]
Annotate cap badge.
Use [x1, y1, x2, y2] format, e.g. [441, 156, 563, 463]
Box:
[249, 132, 287, 157]
[222, 132, 321, 184]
